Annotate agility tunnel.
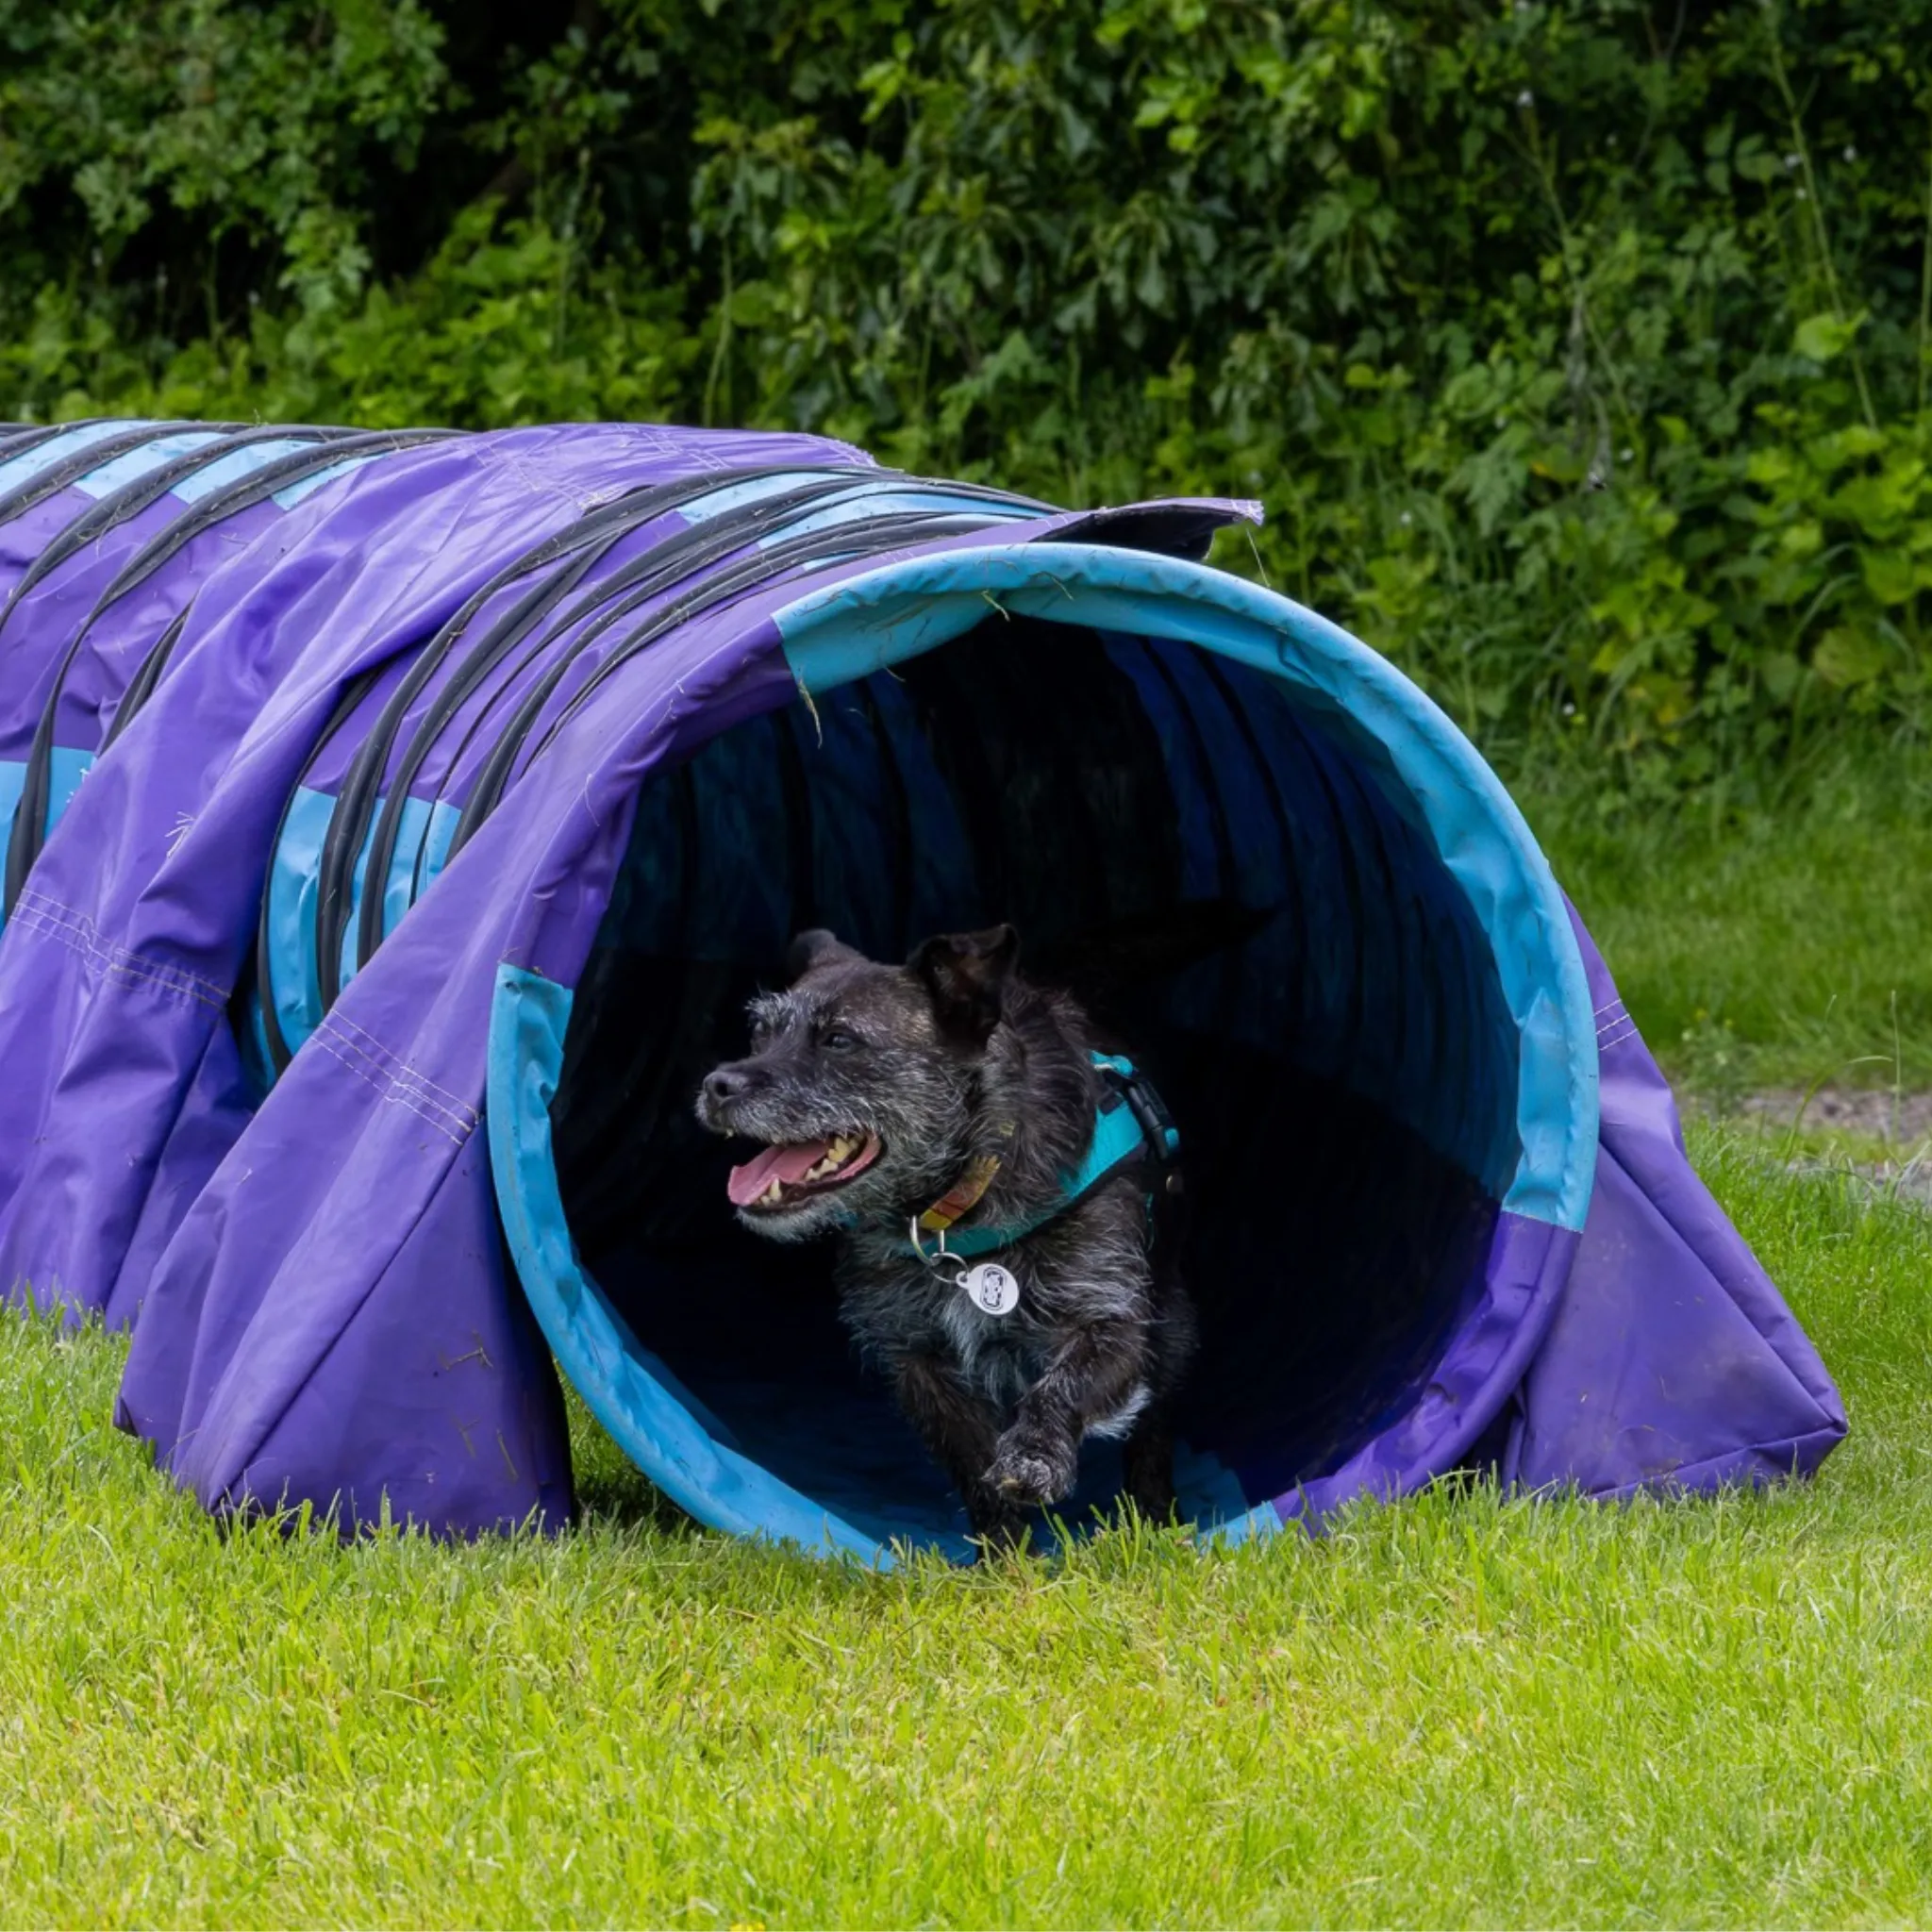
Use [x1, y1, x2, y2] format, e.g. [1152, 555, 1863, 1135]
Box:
[0, 418, 1844, 1558]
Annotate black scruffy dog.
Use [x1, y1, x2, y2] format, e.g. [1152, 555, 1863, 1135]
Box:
[695, 924, 1196, 1550]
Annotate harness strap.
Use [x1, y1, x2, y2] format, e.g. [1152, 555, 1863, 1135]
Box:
[907, 1052, 1179, 1262]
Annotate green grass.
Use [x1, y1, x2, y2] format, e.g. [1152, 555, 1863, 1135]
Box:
[2, 1124, 1928, 1929]
[1523, 750, 1932, 1098]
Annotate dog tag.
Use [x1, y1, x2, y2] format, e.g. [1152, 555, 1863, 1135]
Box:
[959, 1262, 1020, 1317]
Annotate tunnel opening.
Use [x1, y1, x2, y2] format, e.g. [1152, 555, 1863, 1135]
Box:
[543, 609, 1523, 1555]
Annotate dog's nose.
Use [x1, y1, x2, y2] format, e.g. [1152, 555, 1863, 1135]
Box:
[703, 1066, 754, 1108]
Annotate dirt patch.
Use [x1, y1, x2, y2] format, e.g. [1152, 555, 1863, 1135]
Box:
[1722, 1085, 1932, 1207]
[1738, 1086, 1932, 1145]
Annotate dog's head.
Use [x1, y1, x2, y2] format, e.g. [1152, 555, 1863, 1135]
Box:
[695, 924, 1020, 1241]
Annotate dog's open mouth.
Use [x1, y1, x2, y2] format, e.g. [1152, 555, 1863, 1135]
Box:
[726, 1132, 882, 1211]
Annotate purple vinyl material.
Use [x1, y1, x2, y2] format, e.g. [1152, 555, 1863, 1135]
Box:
[0, 427, 327, 755]
[0, 420, 1845, 1546]
[1503, 910, 1848, 1495]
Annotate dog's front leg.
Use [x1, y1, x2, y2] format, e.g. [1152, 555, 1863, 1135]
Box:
[1121, 1401, 1178, 1523]
[988, 1320, 1145, 1509]
[891, 1351, 1024, 1547]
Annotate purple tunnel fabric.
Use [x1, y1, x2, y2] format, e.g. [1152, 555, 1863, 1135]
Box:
[0, 419, 1844, 1557]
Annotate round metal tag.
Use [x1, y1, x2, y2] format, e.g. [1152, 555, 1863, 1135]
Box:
[959, 1262, 1020, 1317]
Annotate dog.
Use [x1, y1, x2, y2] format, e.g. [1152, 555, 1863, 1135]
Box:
[695, 924, 1196, 1549]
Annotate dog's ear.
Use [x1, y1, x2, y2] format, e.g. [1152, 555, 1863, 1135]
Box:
[787, 929, 864, 982]
[909, 924, 1019, 1041]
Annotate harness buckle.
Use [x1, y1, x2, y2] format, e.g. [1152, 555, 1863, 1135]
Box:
[1116, 1067, 1181, 1173]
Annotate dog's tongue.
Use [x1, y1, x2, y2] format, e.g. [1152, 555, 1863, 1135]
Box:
[726, 1139, 835, 1207]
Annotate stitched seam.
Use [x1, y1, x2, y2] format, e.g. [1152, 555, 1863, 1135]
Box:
[328, 1012, 475, 1120]
[313, 1020, 479, 1134]
[311, 1027, 475, 1139]
[326, 1011, 481, 1122]
[14, 921, 219, 1011]
[8, 904, 226, 1012]
[315, 1041, 466, 1148]
[13, 891, 231, 1005]
[304, 1032, 469, 1148]
[312, 1019, 478, 1135]
[12, 898, 225, 1005]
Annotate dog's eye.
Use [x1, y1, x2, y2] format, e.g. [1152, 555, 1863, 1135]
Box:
[822, 1026, 860, 1053]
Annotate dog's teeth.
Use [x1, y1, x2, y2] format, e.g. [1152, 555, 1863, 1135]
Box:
[807, 1136, 857, 1180]
[759, 1179, 783, 1205]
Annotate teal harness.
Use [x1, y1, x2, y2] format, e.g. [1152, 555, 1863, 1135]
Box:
[906, 1051, 1181, 1266]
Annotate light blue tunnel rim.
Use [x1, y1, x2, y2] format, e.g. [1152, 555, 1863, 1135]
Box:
[488, 961, 906, 1562]
[484, 540, 1599, 1561]
[772, 541, 1600, 1233]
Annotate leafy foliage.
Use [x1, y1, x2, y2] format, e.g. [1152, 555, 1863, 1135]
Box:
[6, 0, 1932, 779]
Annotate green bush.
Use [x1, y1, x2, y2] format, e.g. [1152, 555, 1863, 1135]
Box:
[5, 0, 1932, 782]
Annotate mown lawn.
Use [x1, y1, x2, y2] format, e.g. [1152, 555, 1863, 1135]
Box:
[1524, 752, 1932, 1098]
[2, 1122, 1928, 1929]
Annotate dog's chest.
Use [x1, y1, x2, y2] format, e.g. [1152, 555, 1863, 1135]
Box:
[935, 1274, 1031, 1374]
[842, 1249, 1046, 1402]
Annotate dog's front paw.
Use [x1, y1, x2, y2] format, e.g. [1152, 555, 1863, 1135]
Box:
[986, 1430, 1077, 1507]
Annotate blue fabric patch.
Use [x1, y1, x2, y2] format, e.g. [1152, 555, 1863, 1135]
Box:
[76, 429, 226, 499]
[48, 745, 92, 825]
[755, 486, 1041, 546]
[263, 788, 463, 1056]
[0, 760, 24, 906]
[262, 787, 332, 1057]
[412, 799, 462, 903]
[0, 421, 153, 497]
[170, 438, 322, 504]
[0, 747, 95, 937]
[659, 470, 1040, 543]
[273, 452, 388, 510]
[677, 471, 862, 524]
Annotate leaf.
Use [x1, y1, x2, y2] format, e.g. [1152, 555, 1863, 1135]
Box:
[1528, 444, 1587, 484]
[1811, 628, 1888, 688]
[1793, 312, 1864, 363]
[1760, 652, 1802, 702]
[1859, 548, 1920, 607]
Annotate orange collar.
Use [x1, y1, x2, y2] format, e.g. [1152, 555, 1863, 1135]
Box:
[914, 1123, 1017, 1235]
